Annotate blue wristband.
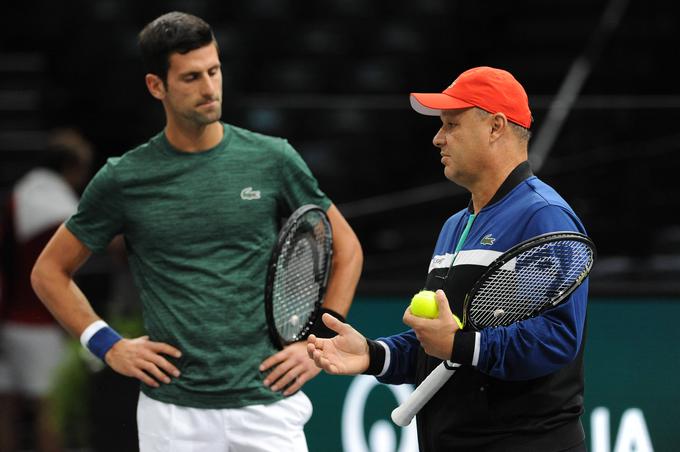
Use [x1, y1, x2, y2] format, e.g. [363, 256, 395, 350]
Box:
[87, 326, 123, 361]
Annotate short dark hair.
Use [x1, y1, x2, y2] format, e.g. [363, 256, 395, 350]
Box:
[138, 11, 216, 82]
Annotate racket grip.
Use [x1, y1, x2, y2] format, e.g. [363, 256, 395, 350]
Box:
[391, 361, 459, 427]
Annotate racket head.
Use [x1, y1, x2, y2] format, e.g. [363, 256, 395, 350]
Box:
[463, 231, 596, 331]
[264, 204, 333, 348]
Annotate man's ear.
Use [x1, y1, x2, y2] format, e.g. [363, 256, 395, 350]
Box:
[145, 73, 166, 100]
[489, 112, 508, 142]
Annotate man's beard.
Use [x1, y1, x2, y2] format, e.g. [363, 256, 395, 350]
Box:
[186, 104, 222, 126]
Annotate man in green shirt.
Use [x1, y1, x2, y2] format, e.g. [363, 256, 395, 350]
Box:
[31, 11, 363, 452]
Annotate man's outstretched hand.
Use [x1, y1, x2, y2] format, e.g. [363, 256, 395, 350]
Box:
[306, 313, 370, 375]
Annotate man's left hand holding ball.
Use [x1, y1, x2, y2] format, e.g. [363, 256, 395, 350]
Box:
[403, 289, 462, 360]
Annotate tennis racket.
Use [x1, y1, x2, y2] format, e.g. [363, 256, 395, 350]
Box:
[391, 231, 596, 426]
[264, 204, 333, 349]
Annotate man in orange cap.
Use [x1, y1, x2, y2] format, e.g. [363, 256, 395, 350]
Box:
[308, 67, 590, 451]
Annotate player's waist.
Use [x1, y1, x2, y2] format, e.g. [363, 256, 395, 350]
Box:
[140, 381, 283, 409]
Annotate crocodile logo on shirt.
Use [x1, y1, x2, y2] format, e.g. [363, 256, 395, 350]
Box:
[240, 187, 261, 200]
[480, 234, 495, 246]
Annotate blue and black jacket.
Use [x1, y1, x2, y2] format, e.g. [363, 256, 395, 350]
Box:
[366, 162, 589, 452]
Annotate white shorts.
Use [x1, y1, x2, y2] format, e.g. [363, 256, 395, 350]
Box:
[137, 390, 313, 452]
[0, 322, 66, 397]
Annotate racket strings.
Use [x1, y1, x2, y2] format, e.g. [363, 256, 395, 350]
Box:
[272, 212, 331, 342]
[470, 240, 594, 328]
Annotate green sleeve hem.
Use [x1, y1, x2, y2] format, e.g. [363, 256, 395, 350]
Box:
[64, 219, 109, 254]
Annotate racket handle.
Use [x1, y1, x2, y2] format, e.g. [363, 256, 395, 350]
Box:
[391, 361, 459, 427]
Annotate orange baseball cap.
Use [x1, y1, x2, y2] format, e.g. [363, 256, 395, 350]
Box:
[410, 66, 532, 128]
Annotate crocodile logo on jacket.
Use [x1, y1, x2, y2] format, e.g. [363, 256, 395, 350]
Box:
[480, 234, 496, 246]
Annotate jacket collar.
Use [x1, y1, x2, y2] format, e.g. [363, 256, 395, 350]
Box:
[467, 160, 534, 212]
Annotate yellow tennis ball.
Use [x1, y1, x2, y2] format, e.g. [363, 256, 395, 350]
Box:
[410, 290, 438, 318]
[410, 290, 465, 329]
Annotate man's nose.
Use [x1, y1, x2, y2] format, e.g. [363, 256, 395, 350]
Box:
[200, 74, 216, 97]
[433, 129, 445, 148]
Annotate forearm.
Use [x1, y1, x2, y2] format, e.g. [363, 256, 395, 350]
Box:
[31, 259, 99, 338]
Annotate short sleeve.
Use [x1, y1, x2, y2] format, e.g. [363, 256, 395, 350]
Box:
[65, 160, 124, 253]
[276, 140, 331, 214]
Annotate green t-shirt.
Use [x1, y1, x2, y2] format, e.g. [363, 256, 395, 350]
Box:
[66, 123, 331, 408]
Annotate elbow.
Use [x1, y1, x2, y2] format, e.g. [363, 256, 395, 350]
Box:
[31, 254, 60, 300]
[558, 331, 581, 365]
[30, 258, 47, 297]
[333, 227, 364, 270]
[550, 316, 583, 366]
[539, 327, 581, 373]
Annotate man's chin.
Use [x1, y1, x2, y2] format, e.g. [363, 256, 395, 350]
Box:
[192, 110, 222, 126]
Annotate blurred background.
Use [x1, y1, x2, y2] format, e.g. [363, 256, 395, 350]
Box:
[2, 0, 679, 295]
[1, 0, 679, 451]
